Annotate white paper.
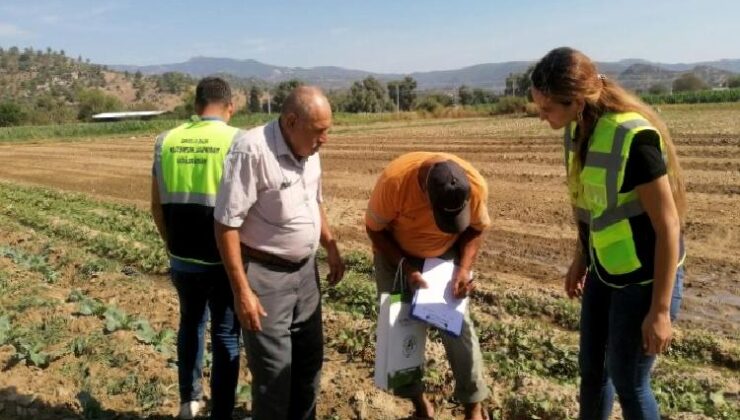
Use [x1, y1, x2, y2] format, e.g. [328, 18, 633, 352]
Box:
[411, 258, 468, 336]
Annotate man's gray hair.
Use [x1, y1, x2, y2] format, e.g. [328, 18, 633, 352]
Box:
[282, 86, 329, 118]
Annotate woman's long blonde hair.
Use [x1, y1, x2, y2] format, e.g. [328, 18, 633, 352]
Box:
[531, 47, 687, 223]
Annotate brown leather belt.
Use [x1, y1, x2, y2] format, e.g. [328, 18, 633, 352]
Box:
[242, 245, 310, 271]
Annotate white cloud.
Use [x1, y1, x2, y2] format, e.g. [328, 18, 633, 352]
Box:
[0, 22, 27, 37]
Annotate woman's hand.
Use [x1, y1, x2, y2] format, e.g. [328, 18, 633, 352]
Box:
[565, 256, 587, 299]
[642, 309, 672, 355]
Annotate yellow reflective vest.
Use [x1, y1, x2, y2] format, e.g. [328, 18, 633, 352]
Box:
[565, 112, 681, 286]
[153, 118, 240, 265]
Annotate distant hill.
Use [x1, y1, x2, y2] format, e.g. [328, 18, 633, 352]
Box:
[113, 57, 382, 89]
[0, 47, 246, 125]
[0, 47, 192, 112]
[111, 57, 739, 91]
[652, 59, 740, 73]
[407, 62, 533, 91]
[1, 45, 738, 126]
[617, 63, 678, 91]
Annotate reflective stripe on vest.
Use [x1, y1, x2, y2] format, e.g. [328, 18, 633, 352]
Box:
[154, 120, 240, 206]
[568, 112, 658, 277]
[564, 123, 591, 224]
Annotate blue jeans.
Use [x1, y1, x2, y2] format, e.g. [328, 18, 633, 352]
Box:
[171, 268, 241, 420]
[579, 267, 684, 420]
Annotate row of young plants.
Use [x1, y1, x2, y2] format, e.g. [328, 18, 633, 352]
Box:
[319, 251, 739, 419]
[0, 243, 59, 283]
[1, 181, 737, 417]
[0, 184, 168, 274]
[0, 239, 178, 415]
[0, 183, 162, 249]
[67, 289, 175, 354]
[0, 244, 175, 372]
[325, 249, 739, 372]
[0, 208, 222, 417]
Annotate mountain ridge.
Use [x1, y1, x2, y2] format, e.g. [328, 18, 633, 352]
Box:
[110, 57, 740, 90]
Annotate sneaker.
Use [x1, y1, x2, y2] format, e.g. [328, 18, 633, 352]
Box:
[178, 400, 203, 419]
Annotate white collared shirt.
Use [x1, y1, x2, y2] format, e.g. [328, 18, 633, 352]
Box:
[214, 120, 322, 262]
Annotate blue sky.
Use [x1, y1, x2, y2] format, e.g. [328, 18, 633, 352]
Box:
[0, 0, 738, 73]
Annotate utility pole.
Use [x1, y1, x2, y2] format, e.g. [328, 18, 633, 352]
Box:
[396, 83, 400, 113]
[267, 91, 271, 115]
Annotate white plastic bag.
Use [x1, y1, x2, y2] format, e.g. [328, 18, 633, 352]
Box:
[374, 259, 427, 391]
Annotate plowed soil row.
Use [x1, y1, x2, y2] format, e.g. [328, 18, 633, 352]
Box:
[0, 112, 737, 337]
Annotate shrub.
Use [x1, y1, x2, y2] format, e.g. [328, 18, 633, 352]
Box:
[0, 101, 26, 126]
[494, 96, 528, 114]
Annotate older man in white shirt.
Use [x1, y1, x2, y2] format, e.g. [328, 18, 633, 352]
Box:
[214, 86, 344, 420]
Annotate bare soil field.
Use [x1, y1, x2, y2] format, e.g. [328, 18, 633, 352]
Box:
[0, 106, 737, 418]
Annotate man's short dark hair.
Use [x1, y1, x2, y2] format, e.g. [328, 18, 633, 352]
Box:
[195, 77, 232, 108]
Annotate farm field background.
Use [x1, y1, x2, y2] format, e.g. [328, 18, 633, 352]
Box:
[0, 103, 737, 419]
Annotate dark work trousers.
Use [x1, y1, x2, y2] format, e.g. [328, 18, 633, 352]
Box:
[171, 268, 241, 420]
[578, 267, 684, 420]
[242, 255, 323, 420]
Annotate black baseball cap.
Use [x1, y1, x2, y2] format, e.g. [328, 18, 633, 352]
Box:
[426, 160, 471, 233]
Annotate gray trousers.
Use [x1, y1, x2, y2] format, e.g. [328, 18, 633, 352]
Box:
[374, 252, 489, 404]
[243, 256, 323, 420]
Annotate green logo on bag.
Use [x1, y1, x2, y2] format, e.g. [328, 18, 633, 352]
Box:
[403, 334, 418, 358]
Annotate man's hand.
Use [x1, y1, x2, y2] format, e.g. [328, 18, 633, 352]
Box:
[325, 240, 345, 286]
[234, 289, 267, 332]
[452, 265, 474, 299]
[565, 257, 587, 299]
[642, 309, 672, 355]
[404, 262, 428, 290]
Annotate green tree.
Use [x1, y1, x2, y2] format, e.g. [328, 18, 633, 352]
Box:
[347, 77, 389, 113]
[458, 85, 473, 106]
[76, 89, 123, 121]
[415, 96, 443, 113]
[505, 67, 534, 97]
[172, 90, 196, 119]
[248, 86, 262, 113]
[415, 93, 454, 113]
[0, 101, 25, 126]
[271, 79, 304, 112]
[156, 72, 192, 94]
[472, 88, 497, 104]
[29, 94, 76, 124]
[727, 76, 740, 88]
[416, 93, 454, 110]
[673, 73, 708, 92]
[386, 76, 417, 111]
[325, 89, 350, 112]
[648, 83, 669, 95]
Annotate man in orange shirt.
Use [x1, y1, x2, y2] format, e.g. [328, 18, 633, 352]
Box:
[366, 152, 490, 420]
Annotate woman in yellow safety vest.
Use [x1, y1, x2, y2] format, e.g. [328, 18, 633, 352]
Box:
[529, 47, 686, 420]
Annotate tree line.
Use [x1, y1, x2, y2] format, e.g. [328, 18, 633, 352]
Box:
[2, 46, 738, 127]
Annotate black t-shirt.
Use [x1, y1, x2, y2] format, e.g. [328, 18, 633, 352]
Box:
[579, 130, 676, 285]
[620, 129, 666, 191]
